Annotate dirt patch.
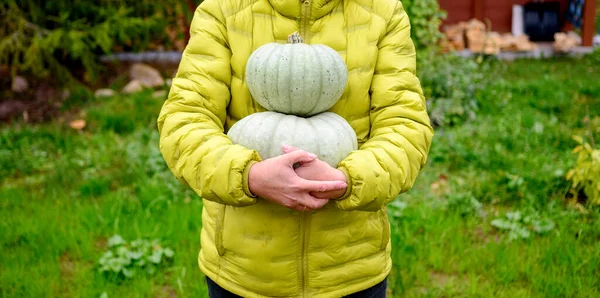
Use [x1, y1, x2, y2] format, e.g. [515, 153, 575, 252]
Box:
[473, 227, 490, 243]
[385, 286, 393, 297]
[95, 237, 108, 251]
[58, 252, 78, 279]
[471, 226, 502, 245]
[431, 270, 474, 287]
[55, 252, 94, 297]
[1, 54, 180, 125]
[58, 251, 91, 279]
[429, 271, 457, 287]
[430, 174, 450, 197]
[0, 100, 27, 122]
[0, 82, 68, 124]
[154, 285, 178, 298]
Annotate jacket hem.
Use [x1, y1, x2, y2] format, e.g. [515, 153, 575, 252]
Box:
[199, 251, 392, 298]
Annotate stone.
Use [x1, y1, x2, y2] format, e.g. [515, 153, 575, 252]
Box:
[130, 63, 164, 88]
[69, 119, 86, 130]
[122, 80, 144, 94]
[152, 90, 167, 99]
[95, 88, 116, 98]
[11, 76, 28, 93]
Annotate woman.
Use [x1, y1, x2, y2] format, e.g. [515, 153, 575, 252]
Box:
[157, 0, 433, 296]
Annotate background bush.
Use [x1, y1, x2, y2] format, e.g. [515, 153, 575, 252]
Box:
[418, 51, 492, 127]
[401, 0, 492, 129]
[0, 0, 200, 86]
[0, 0, 448, 85]
[1, 0, 485, 130]
[401, 0, 447, 49]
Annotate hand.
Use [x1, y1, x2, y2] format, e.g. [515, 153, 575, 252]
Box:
[282, 145, 348, 200]
[248, 149, 347, 211]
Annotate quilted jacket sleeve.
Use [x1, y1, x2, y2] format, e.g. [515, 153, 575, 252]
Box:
[157, 0, 261, 207]
[334, 2, 434, 212]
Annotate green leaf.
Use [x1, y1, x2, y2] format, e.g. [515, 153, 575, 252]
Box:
[122, 268, 134, 278]
[107, 235, 125, 247]
[131, 239, 145, 248]
[506, 211, 522, 222]
[148, 252, 162, 264]
[516, 227, 531, 239]
[99, 251, 113, 263]
[129, 251, 143, 260]
[109, 259, 122, 272]
[532, 219, 555, 233]
[491, 219, 513, 230]
[116, 246, 129, 257]
[164, 248, 174, 258]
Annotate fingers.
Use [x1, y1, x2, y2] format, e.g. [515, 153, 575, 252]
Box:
[298, 179, 347, 193]
[278, 191, 328, 212]
[281, 148, 317, 165]
[309, 197, 330, 209]
[310, 191, 333, 200]
[281, 144, 300, 154]
[295, 195, 329, 211]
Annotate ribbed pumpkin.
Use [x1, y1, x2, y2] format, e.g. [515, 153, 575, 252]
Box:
[245, 32, 348, 117]
[227, 111, 357, 167]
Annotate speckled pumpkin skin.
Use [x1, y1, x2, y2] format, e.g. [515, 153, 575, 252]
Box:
[245, 42, 348, 117]
[227, 111, 357, 167]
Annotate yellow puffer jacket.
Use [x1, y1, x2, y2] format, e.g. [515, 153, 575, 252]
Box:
[157, 0, 433, 296]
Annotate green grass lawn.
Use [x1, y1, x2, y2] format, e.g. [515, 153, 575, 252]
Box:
[1, 54, 599, 297]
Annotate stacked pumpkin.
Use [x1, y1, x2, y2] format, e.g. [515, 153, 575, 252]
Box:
[227, 32, 357, 168]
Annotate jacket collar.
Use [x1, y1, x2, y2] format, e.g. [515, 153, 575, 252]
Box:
[268, 0, 342, 20]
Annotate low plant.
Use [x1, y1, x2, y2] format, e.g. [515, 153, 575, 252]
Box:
[98, 235, 174, 279]
[490, 210, 555, 241]
[566, 135, 600, 207]
[446, 192, 482, 217]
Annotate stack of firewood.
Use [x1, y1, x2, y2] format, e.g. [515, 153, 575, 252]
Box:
[465, 19, 501, 55]
[553, 32, 581, 53]
[498, 33, 537, 52]
[442, 19, 538, 55]
[443, 21, 468, 51]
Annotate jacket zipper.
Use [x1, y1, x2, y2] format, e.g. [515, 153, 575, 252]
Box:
[298, 1, 312, 297]
[299, 211, 311, 297]
[300, 0, 311, 40]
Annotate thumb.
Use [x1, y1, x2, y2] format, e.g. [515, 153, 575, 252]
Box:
[281, 149, 317, 165]
[282, 144, 300, 154]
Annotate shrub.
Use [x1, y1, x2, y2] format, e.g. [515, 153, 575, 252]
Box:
[401, 0, 447, 49]
[566, 136, 600, 207]
[418, 51, 493, 127]
[0, 0, 199, 86]
[1, 0, 447, 89]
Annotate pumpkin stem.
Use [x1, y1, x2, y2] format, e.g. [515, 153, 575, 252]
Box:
[287, 32, 304, 44]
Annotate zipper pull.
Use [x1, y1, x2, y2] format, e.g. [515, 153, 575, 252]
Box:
[303, 0, 310, 6]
